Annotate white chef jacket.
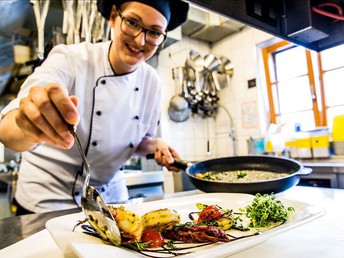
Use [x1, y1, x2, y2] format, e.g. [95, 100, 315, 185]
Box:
[0, 41, 161, 212]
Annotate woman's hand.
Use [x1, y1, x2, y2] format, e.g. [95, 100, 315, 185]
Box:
[153, 138, 181, 172]
[15, 83, 79, 149]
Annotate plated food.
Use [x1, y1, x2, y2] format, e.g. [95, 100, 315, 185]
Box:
[46, 192, 325, 258]
[74, 193, 295, 256]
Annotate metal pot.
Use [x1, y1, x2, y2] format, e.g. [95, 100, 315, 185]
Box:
[169, 67, 191, 122]
[203, 54, 221, 72]
[173, 155, 312, 194]
[168, 95, 191, 122]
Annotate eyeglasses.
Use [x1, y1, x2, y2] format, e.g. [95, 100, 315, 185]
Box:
[117, 10, 167, 46]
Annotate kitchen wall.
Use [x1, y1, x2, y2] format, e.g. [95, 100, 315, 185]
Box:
[157, 27, 273, 162]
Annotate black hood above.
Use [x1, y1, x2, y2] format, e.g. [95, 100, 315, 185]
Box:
[186, 0, 344, 52]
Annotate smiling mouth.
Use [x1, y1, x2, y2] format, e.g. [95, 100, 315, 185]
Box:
[126, 43, 144, 54]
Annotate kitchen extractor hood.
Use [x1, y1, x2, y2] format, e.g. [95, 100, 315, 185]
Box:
[185, 0, 344, 52]
[182, 6, 245, 44]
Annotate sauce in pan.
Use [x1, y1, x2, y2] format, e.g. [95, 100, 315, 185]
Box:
[195, 170, 290, 183]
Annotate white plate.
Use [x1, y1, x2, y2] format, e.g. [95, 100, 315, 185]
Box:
[45, 193, 325, 258]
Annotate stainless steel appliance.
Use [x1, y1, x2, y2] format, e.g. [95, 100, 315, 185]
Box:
[124, 171, 164, 200]
[298, 164, 344, 188]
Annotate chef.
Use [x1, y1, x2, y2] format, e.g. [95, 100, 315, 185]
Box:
[0, 0, 189, 215]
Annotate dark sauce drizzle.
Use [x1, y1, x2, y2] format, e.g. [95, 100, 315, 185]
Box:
[80, 225, 261, 257]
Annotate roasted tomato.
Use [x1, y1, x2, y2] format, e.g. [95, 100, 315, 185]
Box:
[141, 228, 164, 248]
[198, 205, 222, 222]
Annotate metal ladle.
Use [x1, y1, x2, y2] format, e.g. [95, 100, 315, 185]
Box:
[69, 125, 121, 245]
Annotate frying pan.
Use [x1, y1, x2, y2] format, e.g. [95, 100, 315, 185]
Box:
[171, 155, 312, 194]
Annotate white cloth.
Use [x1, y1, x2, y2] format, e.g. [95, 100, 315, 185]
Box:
[0, 41, 161, 212]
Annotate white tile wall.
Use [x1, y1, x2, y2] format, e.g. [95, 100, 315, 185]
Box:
[157, 27, 274, 162]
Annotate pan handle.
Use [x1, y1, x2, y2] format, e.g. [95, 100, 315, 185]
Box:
[171, 159, 192, 171]
[297, 167, 313, 175]
[145, 153, 155, 160]
[145, 154, 191, 171]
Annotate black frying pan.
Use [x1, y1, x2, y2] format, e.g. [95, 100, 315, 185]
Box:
[171, 155, 312, 194]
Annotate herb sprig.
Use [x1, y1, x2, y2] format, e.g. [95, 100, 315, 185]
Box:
[239, 193, 294, 228]
[202, 172, 215, 180]
[236, 171, 247, 179]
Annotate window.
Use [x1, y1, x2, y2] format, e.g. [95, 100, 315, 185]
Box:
[320, 44, 344, 129]
[262, 40, 344, 133]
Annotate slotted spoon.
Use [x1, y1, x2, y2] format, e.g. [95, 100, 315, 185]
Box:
[69, 125, 121, 245]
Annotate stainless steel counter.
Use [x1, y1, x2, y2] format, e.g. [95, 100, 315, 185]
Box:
[299, 155, 344, 168]
[0, 170, 165, 213]
[297, 156, 344, 188]
[0, 190, 197, 250]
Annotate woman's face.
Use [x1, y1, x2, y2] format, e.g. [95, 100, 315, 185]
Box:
[109, 2, 168, 74]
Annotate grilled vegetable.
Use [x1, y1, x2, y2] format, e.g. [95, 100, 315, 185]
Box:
[198, 205, 223, 222]
[109, 205, 143, 242]
[141, 228, 165, 248]
[141, 208, 181, 232]
[190, 203, 234, 230]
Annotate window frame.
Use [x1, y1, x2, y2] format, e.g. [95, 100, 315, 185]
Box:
[261, 40, 327, 127]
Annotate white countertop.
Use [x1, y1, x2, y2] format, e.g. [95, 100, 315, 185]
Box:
[1, 186, 343, 258]
[229, 186, 344, 258]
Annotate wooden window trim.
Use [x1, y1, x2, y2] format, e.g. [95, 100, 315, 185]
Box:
[317, 52, 328, 126]
[305, 50, 321, 126]
[262, 40, 326, 126]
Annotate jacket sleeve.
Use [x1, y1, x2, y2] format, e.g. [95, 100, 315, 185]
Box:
[0, 44, 76, 121]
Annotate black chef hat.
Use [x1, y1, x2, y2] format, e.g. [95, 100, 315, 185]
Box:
[97, 0, 189, 31]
